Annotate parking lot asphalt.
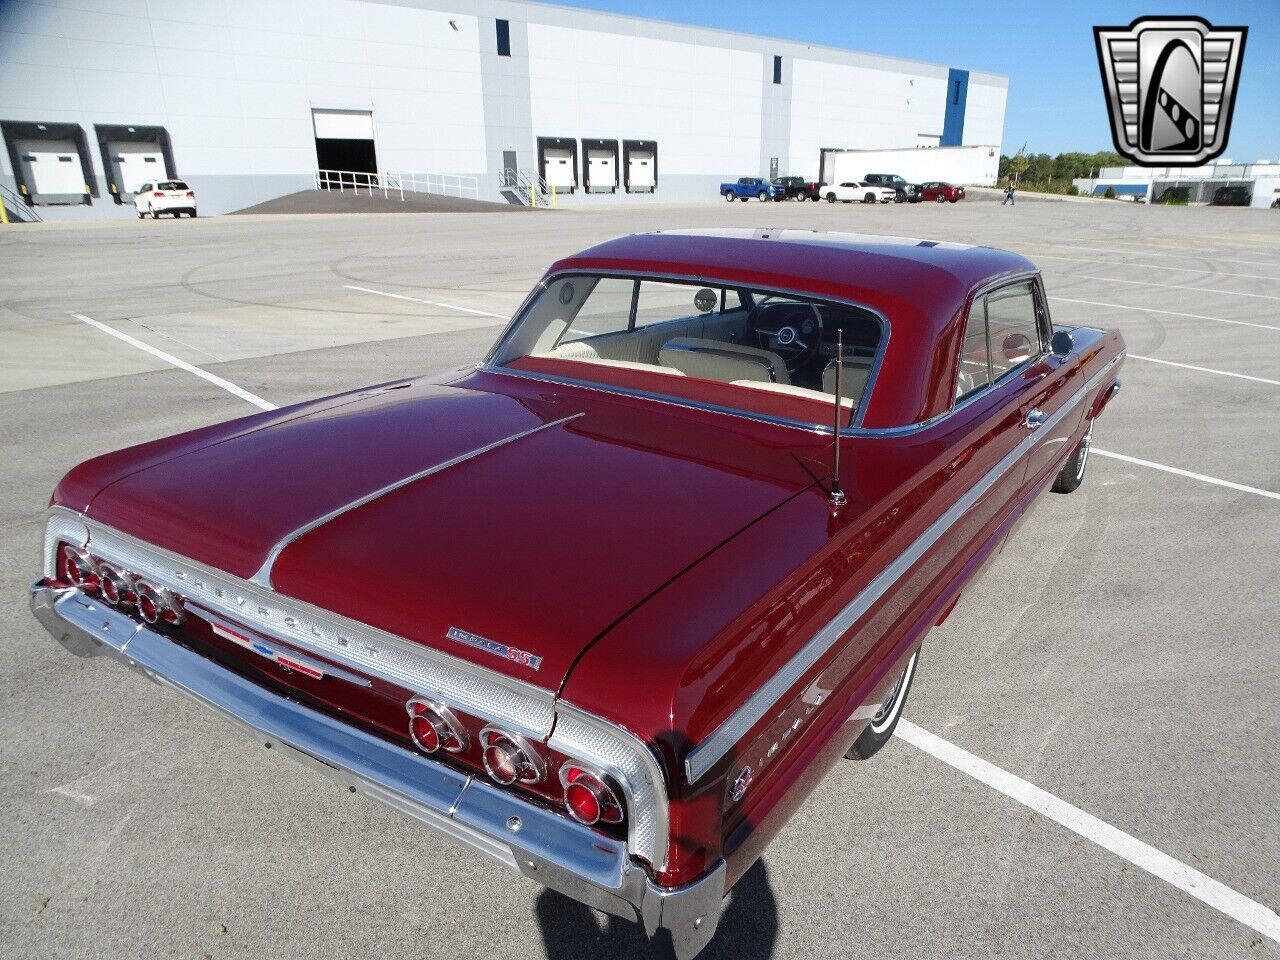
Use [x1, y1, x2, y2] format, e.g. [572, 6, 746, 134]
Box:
[1, 198, 1276, 960]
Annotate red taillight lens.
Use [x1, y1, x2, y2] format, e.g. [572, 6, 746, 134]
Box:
[559, 766, 624, 826]
[98, 564, 137, 606]
[480, 729, 544, 785]
[62, 545, 99, 591]
[406, 699, 467, 754]
[135, 582, 184, 626]
[153, 191, 164, 197]
[185, 191, 194, 197]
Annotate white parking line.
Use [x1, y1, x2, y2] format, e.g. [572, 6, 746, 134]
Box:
[1129, 354, 1280, 386]
[1092, 449, 1280, 501]
[1074, 274, 1280, 303]
[1035, 253, 1280, 282]
[896, 721, 1280, 944]
[70, 313, 278, 411]
[1050, 296, 1280, 333]
[344, 283, 509, 319]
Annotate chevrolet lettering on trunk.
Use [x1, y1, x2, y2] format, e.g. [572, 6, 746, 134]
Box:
[31, 229, 1124, 958]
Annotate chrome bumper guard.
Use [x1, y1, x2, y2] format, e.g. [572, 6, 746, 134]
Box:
[30, 582, 725, 959]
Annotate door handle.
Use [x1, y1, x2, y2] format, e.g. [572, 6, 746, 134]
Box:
[1024, 408, 1047, 429]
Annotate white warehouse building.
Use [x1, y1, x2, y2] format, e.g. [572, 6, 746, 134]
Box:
[0, 0, 1007, 218]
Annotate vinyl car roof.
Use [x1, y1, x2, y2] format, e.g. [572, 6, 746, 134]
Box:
[549, 230, 1038, 426]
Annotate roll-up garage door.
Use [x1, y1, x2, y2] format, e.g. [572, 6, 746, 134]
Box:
[628, 150, 655, 189]
[587, 149, 616, 191]
[544, 148, 575, 189]
[312, 109, 375, 140]
[109, 142, 164, 195]
[17, 139, 87, 203]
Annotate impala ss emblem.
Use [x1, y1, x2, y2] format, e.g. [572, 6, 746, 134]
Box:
[447, 626, 543, 671]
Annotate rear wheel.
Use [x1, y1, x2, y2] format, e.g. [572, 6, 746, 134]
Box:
[1052, 420, 1093, 494]
[149, 206, 158, 219]
[826, 192, 837, 203]
[809, 194, 819, 202]
[757, 191, 767, 201]
[936, 194, 946, 203]
[846, 650, 919, 760]
[894, 193, 904, 204]
[863, 193, 875, 203]
[723, 191, 734, 202]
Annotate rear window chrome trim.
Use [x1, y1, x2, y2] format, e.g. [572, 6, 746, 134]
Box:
[483, 268, 891, 433]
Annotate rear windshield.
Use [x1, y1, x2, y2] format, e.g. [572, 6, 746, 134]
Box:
[158, 181, 188, 191]
[489, 273, 885, 428]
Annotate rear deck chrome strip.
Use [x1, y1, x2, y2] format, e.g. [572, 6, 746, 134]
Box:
[248, 413, 582, 588]
[684, 355, 1123, 783]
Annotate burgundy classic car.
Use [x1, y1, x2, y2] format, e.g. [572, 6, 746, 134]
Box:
[920, 181, 966, 203]
[31, 230, 1123, 958]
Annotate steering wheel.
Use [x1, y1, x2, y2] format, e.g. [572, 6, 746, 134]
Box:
[746, 298, 823, 374]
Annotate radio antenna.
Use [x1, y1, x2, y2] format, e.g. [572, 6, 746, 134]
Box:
[829, 329, 847, 507]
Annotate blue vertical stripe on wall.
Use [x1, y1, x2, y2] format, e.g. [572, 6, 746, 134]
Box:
[941, 68, 969, 146]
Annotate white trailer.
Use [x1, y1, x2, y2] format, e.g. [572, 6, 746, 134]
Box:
[820, 145, 1000, 188]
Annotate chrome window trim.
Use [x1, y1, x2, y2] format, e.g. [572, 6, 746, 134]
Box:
[683, 354, 1123, 784]
[248, 413, 583, 588]
[45, 506, 559, 740]
[482, 268, 892, 431]
[949, 271, 1045, 408]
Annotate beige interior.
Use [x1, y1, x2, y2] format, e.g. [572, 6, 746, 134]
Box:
[657, 337, 791, 385]
[822, 357, 874, 402]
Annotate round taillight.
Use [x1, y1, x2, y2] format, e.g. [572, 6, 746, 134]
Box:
[135, 583, 183, 626]
[559, 766, 624, 826]
[480, 730, 544, 786]
[98, 564, 136, 607]
[405, 699, 466, 755]
[63, 545, 99, 592]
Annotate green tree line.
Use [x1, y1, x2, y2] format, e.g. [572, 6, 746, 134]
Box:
[998, 151, 1127, 193]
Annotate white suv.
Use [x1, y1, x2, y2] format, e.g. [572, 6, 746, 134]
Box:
[134, 180, 197, 218]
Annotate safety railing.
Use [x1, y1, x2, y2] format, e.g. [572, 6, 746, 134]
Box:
[315, 169, 479, 201]
[502, 167, 554, 206]
[0, 182, 43, 223]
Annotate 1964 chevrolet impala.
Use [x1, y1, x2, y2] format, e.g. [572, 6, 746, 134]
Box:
[31, 230, 1123, 958]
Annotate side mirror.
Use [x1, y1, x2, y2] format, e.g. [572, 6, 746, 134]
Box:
[1050, 330, 1075, 358]
[1001, 332, 1033, 363]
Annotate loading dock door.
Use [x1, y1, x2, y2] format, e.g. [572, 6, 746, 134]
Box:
[628, 150, 655, 189]
[109, 142, 163, 195]
[17, 139, 86, 203]
[587, 149, 616, 192]
[312, 109, 377, 178]
[544, 148, 575, 189]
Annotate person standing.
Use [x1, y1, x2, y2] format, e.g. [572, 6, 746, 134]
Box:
[1002, 179, 1016, 205]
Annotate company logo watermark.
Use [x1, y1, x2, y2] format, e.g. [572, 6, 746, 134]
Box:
[1094, 16, 1247, 166]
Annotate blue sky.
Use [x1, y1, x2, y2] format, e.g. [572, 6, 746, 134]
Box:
[549, 0, 1279, 162]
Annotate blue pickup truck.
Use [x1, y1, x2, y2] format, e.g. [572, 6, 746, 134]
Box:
[720, 177, 782, 202]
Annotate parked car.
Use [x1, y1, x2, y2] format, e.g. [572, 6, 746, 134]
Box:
[862, 172, 921, 203]
[133, 179, 197, 218]
[31, 229, 1124, 960]
[1210, 185, 1252, 206]
[771, 176, 821, 201]
[920, 181, 966, 203]
[1154, 186, 1191, 204]
[720, 177, 782, 201]
[823, 181, 897, 203]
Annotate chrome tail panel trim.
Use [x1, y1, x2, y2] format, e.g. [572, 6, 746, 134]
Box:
[249, 413, 584, 588]
[29, 582, 723, 947]
[46, 507, 558, 740]
[549, 702, 671, 872]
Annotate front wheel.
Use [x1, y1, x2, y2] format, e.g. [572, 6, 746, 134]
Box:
[723, 191, 734, 202]
[1052, 420, 1093, 494]
[149, 206, 158, 219]
[894, 194, 904, 204]
[935, 194, 946, 204]
[757, 191, 767, 201]
[863, 193, 875, 203]
[846, 650, 919, 760]
[809, 194, 819, 202]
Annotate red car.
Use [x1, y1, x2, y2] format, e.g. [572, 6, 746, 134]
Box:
[31, 230, 1123, 959]
[920, 181, 966, 203]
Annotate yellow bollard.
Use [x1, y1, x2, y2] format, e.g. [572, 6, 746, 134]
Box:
[551, 183, 557, 208]
[529, 184, 536, 207]
[0, 198, 8, 225]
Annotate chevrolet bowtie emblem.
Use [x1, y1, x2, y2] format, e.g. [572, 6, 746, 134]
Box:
[1094, 16, 1247, 166]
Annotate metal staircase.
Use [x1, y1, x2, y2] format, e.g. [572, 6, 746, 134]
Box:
[1, 183, 43, 223]
[499, 168, 551, 206]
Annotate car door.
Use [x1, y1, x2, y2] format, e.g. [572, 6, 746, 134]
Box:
[1004, 279, 1084, 490]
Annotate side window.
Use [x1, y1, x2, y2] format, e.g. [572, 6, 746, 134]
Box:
[560, 278, 635, 342]
[956, 299, 991, 400]
[985, 282, 1041, 381]
[634, 280, 740, 327]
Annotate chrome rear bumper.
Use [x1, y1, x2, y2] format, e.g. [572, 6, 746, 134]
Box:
[30, 582, 725, 959]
